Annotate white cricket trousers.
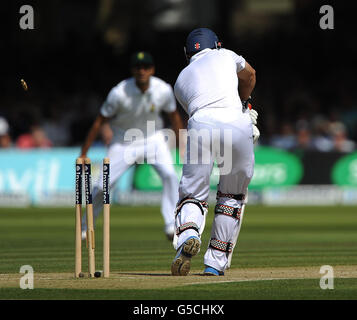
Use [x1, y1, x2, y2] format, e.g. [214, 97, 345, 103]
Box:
[175, 108, 255, 272]
[82, 130, 179, 231]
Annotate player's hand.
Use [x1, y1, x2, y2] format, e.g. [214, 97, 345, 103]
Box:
[252, 125, 260, 144]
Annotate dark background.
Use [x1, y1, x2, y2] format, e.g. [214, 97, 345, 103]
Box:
[1, 0, 356, 151]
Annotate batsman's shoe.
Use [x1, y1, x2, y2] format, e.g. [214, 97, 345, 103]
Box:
[203, 266, 224, 276]
[171, 236, 200, 276]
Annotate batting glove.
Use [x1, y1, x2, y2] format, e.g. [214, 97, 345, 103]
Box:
[242, 96, 260, 143]
[242, 96, 258, 125]
[249, 108, 258, 125]
[252, 124, 260, 144]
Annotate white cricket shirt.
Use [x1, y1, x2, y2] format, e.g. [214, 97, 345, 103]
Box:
[174, 48, 246, 119]
[100, 76, 176, 143]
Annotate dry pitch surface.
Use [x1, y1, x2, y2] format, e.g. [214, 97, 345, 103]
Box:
[1, 265, 356, 290]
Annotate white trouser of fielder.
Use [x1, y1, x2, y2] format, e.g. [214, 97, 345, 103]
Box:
[81, 130, 179, 234]
[175, 108, 254, 272]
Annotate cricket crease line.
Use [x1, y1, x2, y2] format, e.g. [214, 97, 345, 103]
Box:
[184, 277, 303, 286]
[183, 275, 356, 286]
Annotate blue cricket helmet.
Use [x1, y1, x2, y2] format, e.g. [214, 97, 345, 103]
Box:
[184, 28, 222, 58]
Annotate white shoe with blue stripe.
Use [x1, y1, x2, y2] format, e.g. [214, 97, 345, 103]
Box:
[171, 236, 200, 276]
[203, 266, 224, 276]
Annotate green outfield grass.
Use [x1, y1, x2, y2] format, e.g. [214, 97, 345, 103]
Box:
[0, 205, 356, 300]
[2, 278, 357, 300]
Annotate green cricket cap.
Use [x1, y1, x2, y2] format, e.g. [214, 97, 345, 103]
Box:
[130, 51, 154, 67]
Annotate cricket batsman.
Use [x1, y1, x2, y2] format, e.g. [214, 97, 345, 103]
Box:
[80, 51, 183, 241]
[171, 28, 259, 276]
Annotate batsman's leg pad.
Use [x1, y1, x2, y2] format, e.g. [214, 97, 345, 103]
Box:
[215, 191, 247, 269]
[174, 197, 208, 249]
[176, 222, 200, 236]
[175, 197, 208, 218]
[203, 199, 243, 272]
[214, 203, 242, 220]
[216, 190, 245, 201]
[209, 238, 233, 253]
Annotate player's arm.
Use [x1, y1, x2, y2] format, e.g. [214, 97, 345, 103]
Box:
[237, 61, 260, 144]
[80, 114, 109, 158]
[100, 122, 113, 146]
[237, 61, 256, 101]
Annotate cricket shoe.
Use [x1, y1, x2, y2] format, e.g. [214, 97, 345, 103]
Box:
[81, 230, 86, 241]
[171, 236, 200, 276]
[203, 266, 224, 276]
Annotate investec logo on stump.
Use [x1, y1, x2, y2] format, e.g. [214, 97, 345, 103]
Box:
[75, 163, 83, 205]
[103, 161, 110, 204]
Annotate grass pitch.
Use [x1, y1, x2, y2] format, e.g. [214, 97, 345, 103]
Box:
[0, 205, 356, 300]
